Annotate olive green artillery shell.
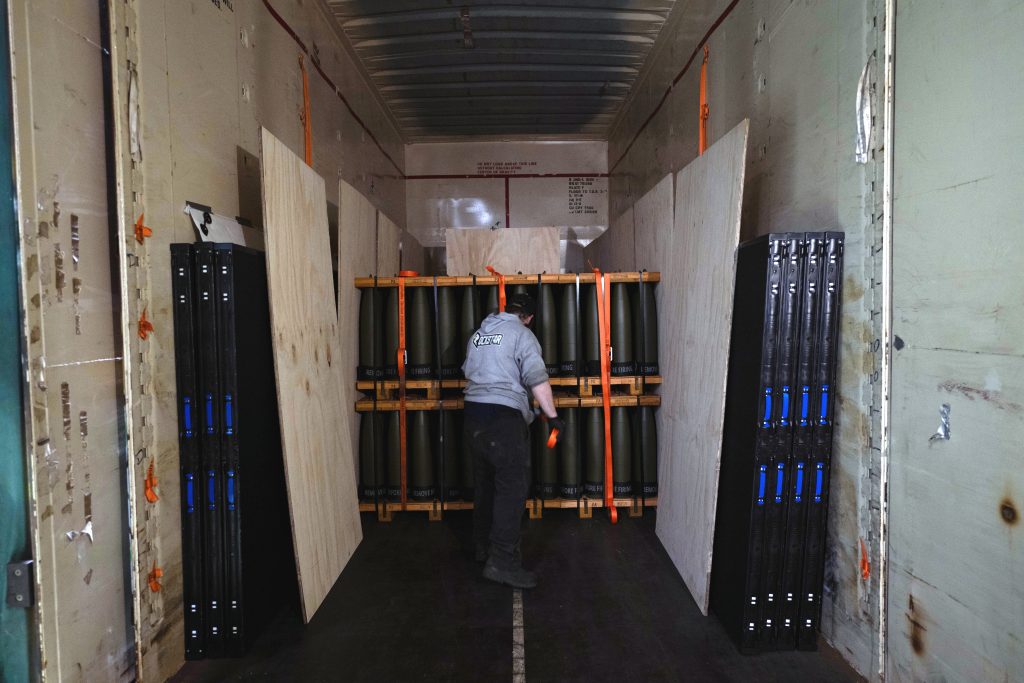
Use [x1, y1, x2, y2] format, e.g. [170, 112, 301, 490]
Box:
[534, 283, 559, 375]
[409, 410, 435, 501]
[359, 411, 386, 500]
[440, 410, 461, 499]
[531, 419, 558, 500]
[581, 283, 601, 376]
[386, 411, 402, 501]
[457, 285, 481, 375]
[583, 406, 604, 495]
[558, 408, 581, 497]
[481, 285, 499, 321]
[633, 282, 659, 376]
[406, 287, 436, 378]
[358, 288, 386, 380]
[383, 287, 400, 379]
[436, 286, 460, 379]
[632, 405, 658, 495]
[558, 283, 579, 376]
[611, 406, 633, 495]
[610, 283, 636, 376]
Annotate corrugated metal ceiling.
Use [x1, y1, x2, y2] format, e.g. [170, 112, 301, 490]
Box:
[326, 1, 675, 141]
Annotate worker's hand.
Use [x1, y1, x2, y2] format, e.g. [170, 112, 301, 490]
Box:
[546, 415, 565, 436]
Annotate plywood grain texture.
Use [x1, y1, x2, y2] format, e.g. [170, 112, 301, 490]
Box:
[887, 2, 1024, 680]
[653, 119, 748, 615]
[377, 212, 402, 276]
[261, 129, 362, 622]
[10, 0, 134, 678]
[338, 180, 378, 481]
[445, 227, 561, 276]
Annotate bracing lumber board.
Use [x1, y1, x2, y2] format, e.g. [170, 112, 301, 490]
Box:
[445, 227, 561, 276]
[338, 180, 378, 485]
[260, 128, 362, 622]
[654, 120, 749, 615]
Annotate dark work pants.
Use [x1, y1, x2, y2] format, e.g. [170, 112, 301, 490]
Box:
[464, 402, 530, 570]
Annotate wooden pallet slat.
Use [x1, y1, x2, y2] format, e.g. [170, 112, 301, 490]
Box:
[354, 271, 661, 288]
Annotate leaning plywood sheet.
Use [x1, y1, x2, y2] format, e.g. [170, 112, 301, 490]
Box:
[377, 211, 401, 276]
[338, 180, 378, 482]
[655, 120, 749, 614]
[260, 129, 362, 622]
[446, 227, 560, 275]
[583, 206, 635, 272]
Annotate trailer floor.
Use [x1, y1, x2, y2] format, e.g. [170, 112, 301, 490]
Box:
[172, 509, 861, 682]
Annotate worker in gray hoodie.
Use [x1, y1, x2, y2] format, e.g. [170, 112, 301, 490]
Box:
[463, 291, 563, 589]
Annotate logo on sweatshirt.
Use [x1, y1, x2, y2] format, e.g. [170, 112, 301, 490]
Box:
[472, 332, 503, 348]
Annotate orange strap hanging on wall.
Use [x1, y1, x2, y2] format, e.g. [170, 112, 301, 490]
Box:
[299, 54, 312, 166]
[397, 274, 408, 508]
[485, 265, 507, 312]
[699, 45, 710, 155]
[592, 269, 617, 524]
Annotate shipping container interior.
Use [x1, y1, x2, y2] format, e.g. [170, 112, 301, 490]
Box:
[3, 0, 1021, 682]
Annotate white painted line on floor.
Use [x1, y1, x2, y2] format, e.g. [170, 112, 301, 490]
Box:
[513, 588, 526, 683]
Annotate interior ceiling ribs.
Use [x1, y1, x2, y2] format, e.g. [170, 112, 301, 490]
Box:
[326, 0, 676, 141]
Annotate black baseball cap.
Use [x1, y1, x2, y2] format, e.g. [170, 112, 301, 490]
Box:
[507, 292, 536, 316]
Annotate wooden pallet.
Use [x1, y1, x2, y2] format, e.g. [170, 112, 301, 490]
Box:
[354, 394, 661, 412]
[356, 376, 662, 399]
[353, 271, 661, 288]
[359, 496, 658, 521]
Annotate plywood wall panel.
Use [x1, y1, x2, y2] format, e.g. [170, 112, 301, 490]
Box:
[445, 228, 561, 276]
[654, 120, 748, 615]
[261, 129, 361, 623]
[337, 180, 378, 484]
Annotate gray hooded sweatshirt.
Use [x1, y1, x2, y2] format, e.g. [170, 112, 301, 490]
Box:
[462, 312, 549, 423]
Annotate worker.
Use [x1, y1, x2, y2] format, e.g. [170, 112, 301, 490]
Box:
[463, 291, 563, 589]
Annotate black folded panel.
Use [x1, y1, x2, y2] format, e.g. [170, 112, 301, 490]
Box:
[170, 244, 205, 660]
[193, 243, 225, 657]
[797, 232, 844, 650]
[776, 233, 825, 650]
[213, 244, 296, 656]
[710, 233, 785, 654]
[758, 233, 804, 649]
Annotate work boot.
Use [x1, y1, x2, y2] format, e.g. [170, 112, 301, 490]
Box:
[474, 544, 488, 563]
[482, 560, 538, 589]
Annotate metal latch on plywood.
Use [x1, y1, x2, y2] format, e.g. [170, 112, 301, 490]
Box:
[6, 560, 34, 608]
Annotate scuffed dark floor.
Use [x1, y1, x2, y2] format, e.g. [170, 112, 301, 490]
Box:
[171, 509, 860, 682]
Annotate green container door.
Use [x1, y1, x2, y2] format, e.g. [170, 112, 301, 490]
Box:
[0, 7, 32, 673]
[558, 284, 579, 376]
[557, 408, 581, 497]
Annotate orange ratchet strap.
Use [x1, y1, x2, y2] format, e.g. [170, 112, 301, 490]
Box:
[699, 45, 710, 155]
[593, 269, 617, 523]
[485, 265, 506, 312]
[397, 273, 408, 508]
